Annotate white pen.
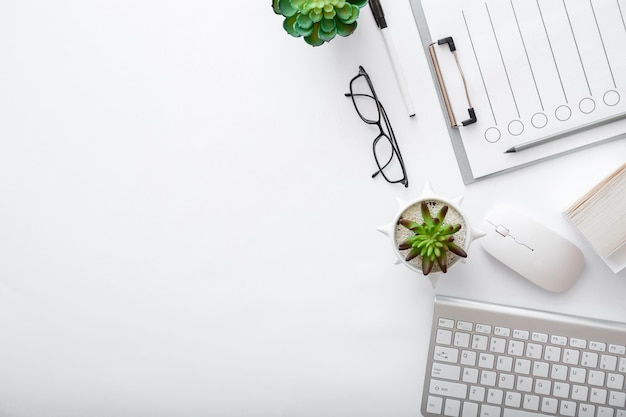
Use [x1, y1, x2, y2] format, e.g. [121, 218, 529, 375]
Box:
[369, 0, 416, 118]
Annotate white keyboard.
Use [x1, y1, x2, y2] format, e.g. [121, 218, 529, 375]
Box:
[422, 296, 626, 417]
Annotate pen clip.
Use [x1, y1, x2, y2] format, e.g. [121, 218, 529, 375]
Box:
[368, 0, 387, 29]
[429, 36, 477, 128]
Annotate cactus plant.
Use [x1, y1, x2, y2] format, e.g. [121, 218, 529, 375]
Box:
[272, 0, 367, 46]
[397, 201, 468, 275]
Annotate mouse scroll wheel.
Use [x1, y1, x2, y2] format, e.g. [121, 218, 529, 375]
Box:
[496, 225, 510, 237]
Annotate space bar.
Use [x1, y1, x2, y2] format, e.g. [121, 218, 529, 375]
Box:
[503, 409, 545, 417]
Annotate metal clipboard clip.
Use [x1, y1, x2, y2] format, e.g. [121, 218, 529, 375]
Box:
[428, 37, 477, 128]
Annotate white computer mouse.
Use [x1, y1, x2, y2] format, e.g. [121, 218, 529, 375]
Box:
[480, 205, 584, 293]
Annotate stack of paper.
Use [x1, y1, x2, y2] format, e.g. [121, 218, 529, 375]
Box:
[564, 163, 626, 273]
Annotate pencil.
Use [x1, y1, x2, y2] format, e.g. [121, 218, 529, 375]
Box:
[505, 110, 626, 153]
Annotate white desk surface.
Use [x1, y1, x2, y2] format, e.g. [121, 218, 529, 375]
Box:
[0, 2, 624, 416]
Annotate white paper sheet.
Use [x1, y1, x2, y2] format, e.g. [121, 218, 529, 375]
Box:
[421, 0, 626, 179]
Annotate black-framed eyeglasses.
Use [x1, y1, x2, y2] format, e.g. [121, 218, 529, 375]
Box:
[345, 65, 408, 187]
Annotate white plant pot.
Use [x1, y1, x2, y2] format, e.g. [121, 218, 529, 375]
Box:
[378, 182, 485, 288]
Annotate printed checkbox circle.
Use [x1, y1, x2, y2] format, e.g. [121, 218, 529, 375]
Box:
[531, 113, 548, 129]
[579, 97, 596, 114]
[508, 120, 524, 136]
[603, 90, 620, 106]
[555, 105, 572, 121]
[484, 127, 501, 143]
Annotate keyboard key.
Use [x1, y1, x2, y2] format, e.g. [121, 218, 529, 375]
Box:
[505, 392, 521, 408]
[444, 399, 461, 417]
[489, 337, 506, 354]
[439, 318, 455, 329]
[553, 382, 570, 398]
[590, 388, 608, 404]
[600, 354, 618, 371]
[563, 348, 580, 365]
[435, 346, 459, 363]
[544, 346, 561, 361]
[516, 376, 533, 392]
[496, 356, 513, 372]
[498, 373, 514, 390]
[532, 361, 549, 377]
[457, 321, 473, 331]
[550, 364, 568, 380]
[486, 389, 503, 405]
[523, 394, 540, 411]
[551, 335, 568, 346]
[514, 359, 531, 374]
[525, 343, 542, 359]
[426, 395, 443, 414]
[472, 335, 488, 351]
[508, 340, 525, 356]
[437, 329, 453, 345]
[454, 332, 471, 348]
[609, 344, 626, 355]
[589, 370, 606, 386]
[590, 341, 607, 352]
[513, 329, 529, 340]
[609, 390, 626, 408]
[503, 410, 549, 417]
[430, 380, 468, 399]
[478, 353, 495, 369]
[560, 400, 577, 417]
[570, 367, 587, 383]
[476, 324, 491, 334]
[461, 350, 477, 366]
[531, 332, 548, 343]
[494, 327, 510, 337]
[480, 371, 497, 387]
[432, 363, 462, 381]
[607, 373, 624, 389]
[541, 397, 558, 414]
[620, 357, 626, 372]
[597, 407, 614, 417]
[534, 379, 551, 395]
[463, 368, 479, 384]
[579, 404, 596, 417]
[479, 404, 500, 417]
[570, 338, 587, 349]
[469, 386, 486, 402]
[572, 385, 589, 401]
[582, 352, 599, 368]
[462, 402, 479, 417]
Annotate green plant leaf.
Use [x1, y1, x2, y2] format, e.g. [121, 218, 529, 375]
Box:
[348, 0, 368, 7]
[304, 24, 324, 46]
[422, 257, 434, 275]
[436, 205, 449, 223]
[399, 218, 421, 232]
[448, 242, 468, 258]
[272, 0, 281, 14]
[406, 247, 420, 262]
[420, 202, 433, 226]
[277, 0, 297, 17]
[335, 20, 356, 37]
[283, 15, 300, 37]
[436, 251, 448, 273]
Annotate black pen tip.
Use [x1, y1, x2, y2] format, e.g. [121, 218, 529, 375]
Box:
[504, 147, 516, 153]
[409, 113, 416, 118]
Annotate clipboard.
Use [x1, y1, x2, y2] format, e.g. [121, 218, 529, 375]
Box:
[409, 0, 626, 184]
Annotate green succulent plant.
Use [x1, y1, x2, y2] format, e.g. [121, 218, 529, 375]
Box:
[272, 0, 367, 46]
[397, 202, 468, 275]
